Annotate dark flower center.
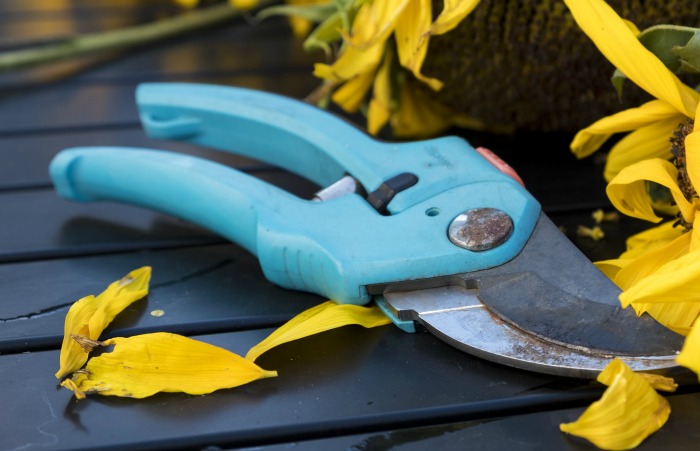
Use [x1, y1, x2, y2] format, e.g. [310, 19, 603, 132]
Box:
[670, 118, 697, 231]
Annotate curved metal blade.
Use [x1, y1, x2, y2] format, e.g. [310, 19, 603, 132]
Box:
[383, 286, 678, 378]
[379, 213, 684, 377]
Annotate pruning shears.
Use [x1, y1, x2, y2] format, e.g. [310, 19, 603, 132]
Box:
[49, 83, 683, 378]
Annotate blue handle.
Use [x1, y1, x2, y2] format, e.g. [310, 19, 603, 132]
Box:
[136, 83, 514, 214]
[50, 147, 282, 255]
[50, 84, 542, 305]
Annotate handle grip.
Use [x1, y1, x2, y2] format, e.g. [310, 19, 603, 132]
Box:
[50, 145, 540, 305]
[135, 83, 508, 215]
[50, 146, 297, 255]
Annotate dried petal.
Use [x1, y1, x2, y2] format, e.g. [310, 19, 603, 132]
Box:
[560, 359, 671, 450]
[245, 301, 390, 361]
[55, 267, 151, 379]
[61, 333, 276, 399]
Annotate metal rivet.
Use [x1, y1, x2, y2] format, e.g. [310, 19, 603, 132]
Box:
[448, 208, 513, 251]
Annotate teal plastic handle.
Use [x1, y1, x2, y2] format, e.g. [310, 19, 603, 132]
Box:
[50, 84, 541, 305]
[136, 83, 516, 214]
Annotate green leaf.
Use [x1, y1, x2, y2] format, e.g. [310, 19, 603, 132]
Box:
[256, 3, 338, 24]
[611, 68, 627, 99]
[302, 0, 357, 54]
[673, 31, 700, 74]
[303, 11, 344, 54]
[611, 24, 700, 96]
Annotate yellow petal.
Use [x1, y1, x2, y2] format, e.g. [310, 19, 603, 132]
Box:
[428, 0, 481, 36]
[595, 259, 629, 281]
[62, 333, 276, 399]
[55, 267, 151, 379]
[571, 100, 681, 159]
[603, 116, 682, 182]
[288, 16, 314, 38]
[621, 221, 683, 259]
[345, 0, 410, 49]
[606, 159, 695, 224]
[394, 0, 443, 91]
[560, 359, 670, 450]
[637, 373, 677, 393]
[677, 317, 700, 376]
[245, 301, 390, 361]
[613, 228, 689, 291]
[313, 41, 384, 82]
[367, 53, 392, 135]
[618, 237, 700, 335]
[390, 81, 476, 138]
[332, 70, 376, 113]
[229, 0, 259, 11]
[564, 0, 700, 117]
[174, 0, 199, 7]
[56, 295, 99, 379]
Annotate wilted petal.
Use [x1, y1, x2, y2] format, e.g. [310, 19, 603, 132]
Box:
[55, 267, 151, 379]
[245, 301, 390, 362]
[638, 373, 677, 393]
[368, 54, 392, 135]
[345, 0, 410, 49]
[603, 116, 682, 182]
[394, 0, 443, 91]
[61, 333, 277, 399]
[564, 0, 699, 117]
[677, 317, 700, 376]
[389, 81, 483, 138]
[313, 41, 384, 82]
[571, 100, 681, 159]
[560, 359, 670, 450]
[606, 159, 695, 224]
[332, 70, 376, 113]
[428, 0, 481, 36]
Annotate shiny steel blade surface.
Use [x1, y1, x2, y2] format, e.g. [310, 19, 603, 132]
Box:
[378, 213, 683, 377]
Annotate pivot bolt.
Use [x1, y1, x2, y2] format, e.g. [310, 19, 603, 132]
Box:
[448, 208, 513, 251]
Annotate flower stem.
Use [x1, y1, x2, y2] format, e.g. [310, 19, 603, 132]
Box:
[0, 3, 250, 72]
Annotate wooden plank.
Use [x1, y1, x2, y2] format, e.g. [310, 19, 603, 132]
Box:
[0, 325, 576, 450]
[251, 391, 700, 451]
[0, 244, 323, 352]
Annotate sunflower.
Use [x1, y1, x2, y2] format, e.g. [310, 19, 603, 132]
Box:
[562, 0, 700, 335]
[312, 0, 700, 137]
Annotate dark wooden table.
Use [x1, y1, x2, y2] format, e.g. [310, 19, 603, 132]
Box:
[2, 2, 699, 450]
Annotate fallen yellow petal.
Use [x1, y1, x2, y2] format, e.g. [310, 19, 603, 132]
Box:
[677, 317, 700, 377]
[560, 359, 670, 450]
[61, 333, 276, 399]
[55, 267, 151, 379]
[245, 300, 390, 361]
